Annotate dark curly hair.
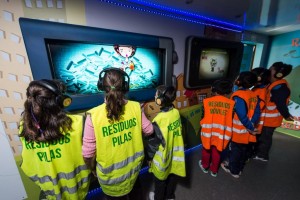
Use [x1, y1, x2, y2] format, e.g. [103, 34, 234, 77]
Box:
[156, 85, 176, 108]
[19, 79, 72, 142]
[251, 67, 271, 85]
[235, 71, 258, 89]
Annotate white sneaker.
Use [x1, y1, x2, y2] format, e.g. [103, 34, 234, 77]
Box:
[149, 191, 155, 200]
[253, 156, 268, 162]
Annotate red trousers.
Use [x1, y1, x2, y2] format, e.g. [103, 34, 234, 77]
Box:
[201, 146, 221, 173]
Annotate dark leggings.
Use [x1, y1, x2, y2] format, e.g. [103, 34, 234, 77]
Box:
[154, 174, 177, 200]
[255, 126, 276, 159]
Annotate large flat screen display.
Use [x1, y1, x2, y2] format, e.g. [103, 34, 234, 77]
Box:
[19, 18, 174, 111]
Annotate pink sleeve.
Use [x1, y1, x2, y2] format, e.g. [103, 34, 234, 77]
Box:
[142, 111, 153, 136]
[82, 115, 96, 158]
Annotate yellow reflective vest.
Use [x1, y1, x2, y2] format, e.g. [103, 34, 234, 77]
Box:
[20, 114, 90, 200]
[200, 95, 235, 151]
[149, 108, 186, 180]
[89, 100, 143, 197]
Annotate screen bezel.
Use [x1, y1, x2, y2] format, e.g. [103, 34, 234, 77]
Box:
[19, 18, 174, 111]
[184, 36, 243, 89]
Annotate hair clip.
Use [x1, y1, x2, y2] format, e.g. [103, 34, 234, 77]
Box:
[110, 86, 116, 90]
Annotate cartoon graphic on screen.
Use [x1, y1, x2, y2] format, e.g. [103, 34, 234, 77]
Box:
[46, 40, 161, 95]
[199, 49, 229, 79]
[113, 45, 136, 75]
[210, 58, 217, 72]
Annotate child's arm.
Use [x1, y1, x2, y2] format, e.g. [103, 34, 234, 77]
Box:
[270, 84, 293, 120]
[251, 98, 261, 125]
[82, 115, 96, 176]
[233, 96, 255, 131]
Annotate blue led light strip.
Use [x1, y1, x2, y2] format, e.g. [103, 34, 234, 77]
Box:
[127, 0, 243, 29]
[86, 144, 203, 199]
[99, 0, 242, 32]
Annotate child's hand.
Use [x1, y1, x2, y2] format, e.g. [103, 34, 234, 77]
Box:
[248, 128, 259, 135]
[285, 115, 295, 121]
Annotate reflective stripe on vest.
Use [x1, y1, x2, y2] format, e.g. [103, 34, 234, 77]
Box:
[264, 79, 290, 127]
[252, 86, 268, 133]
[231, 90, 257, 144]
[89, 101, 143, 196]
[149, 108, 186, 180]
[201, 131, 231, 141]
[200, 96, 235, 151]
[20, 114, 90, 200]
[97, 161, 142, 185]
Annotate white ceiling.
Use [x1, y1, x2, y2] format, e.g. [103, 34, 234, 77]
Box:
[135, 0, 300, 35]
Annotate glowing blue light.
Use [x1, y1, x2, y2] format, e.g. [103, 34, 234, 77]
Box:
[127, 0, 243, 29]
[99, 0, 242, 33]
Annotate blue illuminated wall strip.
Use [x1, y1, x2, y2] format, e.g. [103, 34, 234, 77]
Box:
[99, 0, 243, 33]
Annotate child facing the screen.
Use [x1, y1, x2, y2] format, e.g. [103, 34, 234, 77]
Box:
[254, 62, 294, 162]
[199, 79, 235, 177]
[221, 71, 260, 178]
[148, 85, 186, 200]
[247, 67, 271, 160]
[19, 79, 91, 200]
[82, 67, 154, 199]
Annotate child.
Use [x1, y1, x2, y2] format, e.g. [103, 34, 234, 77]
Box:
[19, 79, 91, 199]
[199, 79, 235, 177]
[248, 67, 271, 159]
[82, 68, 153, 199]
[221, 71, 260, 178]
[148, 85, 186, 200]
[254, 62, 294, 162]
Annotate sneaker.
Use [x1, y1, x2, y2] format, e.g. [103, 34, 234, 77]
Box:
[253, 156, 268, 162]
[210, 171, 218, 177]
[220, 162, 230, 173]
[149, 191, 155, 200]
[221, 163, 239, 178]
[231, 173, 240, 178]
[198, 160, 208, 173]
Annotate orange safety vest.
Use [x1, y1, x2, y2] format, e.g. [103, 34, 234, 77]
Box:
[264, 79, 290, 127]
[200, 95, 235, 151]
[231, 90, 258, 144]
[252, 86, 268, 133]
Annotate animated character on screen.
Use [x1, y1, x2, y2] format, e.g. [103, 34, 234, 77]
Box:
[114, 45, 136, 75]
[210, 58, 217, 72]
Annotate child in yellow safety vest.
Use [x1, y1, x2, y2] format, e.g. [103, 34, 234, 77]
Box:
[82, 68, 154, 199]
[19, 79, 91, 200]
[148, 85, 186, 200]
[199, 79, 235, 177]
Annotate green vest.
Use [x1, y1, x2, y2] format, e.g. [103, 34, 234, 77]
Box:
[89, 100, 143, 197]
[149, 108, 186, 180]
[20, 114, 90, 200]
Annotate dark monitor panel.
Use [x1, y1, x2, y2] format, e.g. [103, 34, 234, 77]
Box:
[184, 36, 243, 89]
